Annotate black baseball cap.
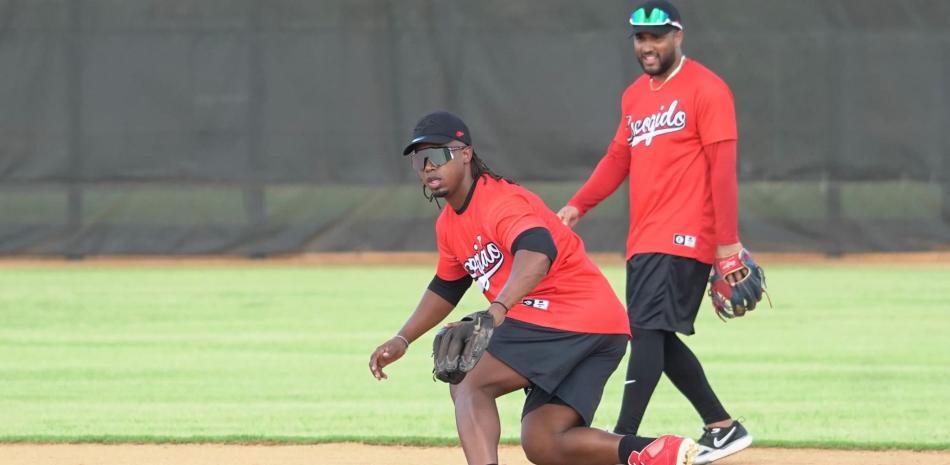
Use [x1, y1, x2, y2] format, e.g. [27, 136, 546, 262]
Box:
[629, 0, 683, 36]
[402, 111, 473, 155]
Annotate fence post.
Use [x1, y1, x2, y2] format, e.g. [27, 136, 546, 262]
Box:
[942, 38, 950, 225]
[825, 32, 847, 258]
[244, 0, 267, 258]
[65, 0, 85, 260]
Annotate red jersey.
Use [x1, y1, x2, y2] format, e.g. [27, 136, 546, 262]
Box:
[569, 58, 739, 264]
[435, 175, 629, 336]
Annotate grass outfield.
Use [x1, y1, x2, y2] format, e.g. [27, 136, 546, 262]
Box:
[0, 264, 948, 450]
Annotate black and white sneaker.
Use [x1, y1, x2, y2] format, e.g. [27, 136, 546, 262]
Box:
[693, 420, 752, 465]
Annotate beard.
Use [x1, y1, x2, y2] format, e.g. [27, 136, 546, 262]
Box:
[638, 48, 677, 77]
[430, 188, 449, 198]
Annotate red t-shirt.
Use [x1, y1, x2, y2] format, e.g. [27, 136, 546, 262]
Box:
[569, 58, 739, 264]
[436, 175, 629, 336]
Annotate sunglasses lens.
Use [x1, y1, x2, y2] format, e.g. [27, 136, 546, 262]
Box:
[630, 7, 670, 26]
[409, 147, 453, 171]
[409, 155, 424, 171]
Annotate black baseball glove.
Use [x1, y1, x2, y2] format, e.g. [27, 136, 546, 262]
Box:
[432, 311, 495, 384]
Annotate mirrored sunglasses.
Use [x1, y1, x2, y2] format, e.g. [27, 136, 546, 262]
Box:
[408, 146, 467, 171]
[629, 7, 682, 29]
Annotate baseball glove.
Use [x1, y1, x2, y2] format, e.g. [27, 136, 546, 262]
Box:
[432, 310, 495, 384]
[708, 249, 769, 321]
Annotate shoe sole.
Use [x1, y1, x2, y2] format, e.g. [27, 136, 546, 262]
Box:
[680, 438, 700, 465]
[692, 435, 753, 465]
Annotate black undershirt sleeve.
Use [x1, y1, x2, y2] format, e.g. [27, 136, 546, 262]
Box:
[511, 227, 558, 264]
[427, 275, 473, 306]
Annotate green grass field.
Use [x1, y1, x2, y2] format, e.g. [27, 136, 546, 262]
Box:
[0, 264, 948, 450]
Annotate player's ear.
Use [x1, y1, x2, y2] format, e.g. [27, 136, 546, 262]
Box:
[462, 146, 473, 163]
[673, 30, 684, 47]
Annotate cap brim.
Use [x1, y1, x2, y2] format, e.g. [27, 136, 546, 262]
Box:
[630, 25, 679, 36]
[402, 134, 456, 155]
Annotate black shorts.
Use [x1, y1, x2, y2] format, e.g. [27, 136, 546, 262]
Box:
[626, 253, 711, 335]
[486, 318, 627, 426]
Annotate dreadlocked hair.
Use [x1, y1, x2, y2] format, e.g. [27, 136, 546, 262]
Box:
[421, 150, 515, 208]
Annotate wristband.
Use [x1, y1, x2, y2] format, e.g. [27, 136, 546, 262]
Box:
[394, 334, 410, 348]
[491, 301, 510, 313]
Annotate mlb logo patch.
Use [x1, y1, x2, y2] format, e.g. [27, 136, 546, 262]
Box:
[673, 234, 697, 248]
[522, 298, 550, 310]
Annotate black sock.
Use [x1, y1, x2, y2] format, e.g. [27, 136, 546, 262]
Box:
[663, 332, 730, 424]
[614, 328, 665, 434]
[618, 434, 657, 464]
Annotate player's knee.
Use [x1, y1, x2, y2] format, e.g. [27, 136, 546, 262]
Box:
[521, 431, 563, 465]
[521, 439, 552, 465]
[451, 376, 499, 404]
[450, 382, 478, 405]
[449, 383, 490, 409]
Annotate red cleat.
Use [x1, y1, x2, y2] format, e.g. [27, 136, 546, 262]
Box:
[628, 435, 698, 465]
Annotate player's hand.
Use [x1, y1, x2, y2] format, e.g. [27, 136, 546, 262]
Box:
[716, 243, 748, 285]
[557, 205, 581, 228]
[488, 305, 506, 327]
[708, 247, 768, 320]
[369, 336, 408, 381]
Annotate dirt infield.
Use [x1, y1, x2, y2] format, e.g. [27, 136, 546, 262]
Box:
[2, 444, 949, 465]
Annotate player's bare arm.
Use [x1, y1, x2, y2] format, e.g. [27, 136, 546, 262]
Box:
[486, 249, 552, 325]
[368, 289, 456, 380]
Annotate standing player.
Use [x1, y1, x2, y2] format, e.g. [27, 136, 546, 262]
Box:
[557, 1, 763, 464]
[369, 111, 698, 465]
